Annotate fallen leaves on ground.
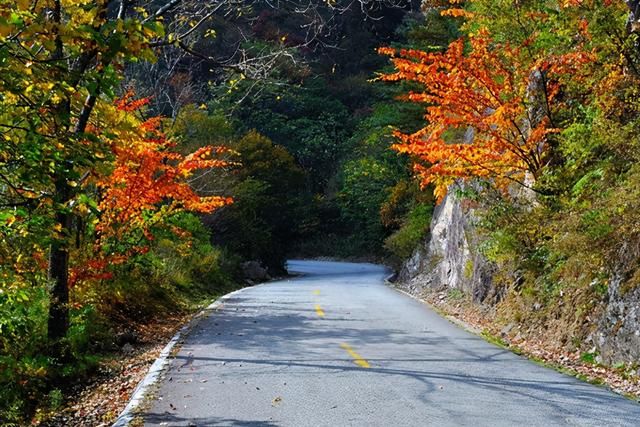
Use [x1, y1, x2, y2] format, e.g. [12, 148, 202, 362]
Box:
[403, 286, 640, 401]
[37, 313, 191, 427]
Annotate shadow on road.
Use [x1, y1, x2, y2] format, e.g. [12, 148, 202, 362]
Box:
[143, 262, 640, 426]
[145, 413, 279, 427]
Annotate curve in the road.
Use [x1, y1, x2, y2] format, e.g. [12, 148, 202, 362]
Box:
[141, 260, 640, 427]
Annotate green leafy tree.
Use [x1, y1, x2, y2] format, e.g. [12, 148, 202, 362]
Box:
[187, 129, 306, 272]
[0, 0, 167, 351]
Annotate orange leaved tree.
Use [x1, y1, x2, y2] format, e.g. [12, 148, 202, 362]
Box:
[71, 92, 233, 289]
[379, 28, 592, 202]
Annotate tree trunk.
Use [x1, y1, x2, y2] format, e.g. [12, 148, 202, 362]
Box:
[47, 177, 72, 353]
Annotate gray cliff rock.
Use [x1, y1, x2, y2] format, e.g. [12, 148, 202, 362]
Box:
[598, 276, 640, 364]
[398, 188, 495, 302]
[399, 185, 640, 365]
[597, 239, 640, 365]
[241, 261, 271, 282]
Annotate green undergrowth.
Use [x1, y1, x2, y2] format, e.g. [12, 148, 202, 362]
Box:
[0, 213, 243, 425]
[384, 203, 433, 261]
[467, 113, 640, 355]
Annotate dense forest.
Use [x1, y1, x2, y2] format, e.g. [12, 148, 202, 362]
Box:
[2, 0, 640, 423]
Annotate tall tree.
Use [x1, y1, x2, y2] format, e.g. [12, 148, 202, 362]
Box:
[0, 0, 412, 353]
[379, 0, 625, 201]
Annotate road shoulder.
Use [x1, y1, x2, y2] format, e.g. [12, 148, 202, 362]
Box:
[387, 280, 640, 402]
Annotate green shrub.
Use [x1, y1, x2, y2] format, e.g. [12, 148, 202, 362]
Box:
[384, 204, 432, 259]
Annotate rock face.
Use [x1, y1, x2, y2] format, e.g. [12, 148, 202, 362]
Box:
[597, 239, 640, 365]
[398, 189, 495, 302]
[598, 276, 640, 364]
[241, 261, 271, 282]
[399, 186, 640, 365]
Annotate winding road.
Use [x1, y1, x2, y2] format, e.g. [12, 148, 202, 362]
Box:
[143, 260, 640, 426]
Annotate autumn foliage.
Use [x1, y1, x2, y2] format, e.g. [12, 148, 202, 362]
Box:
[98, 92, 232, 241]
[379, 18, 594, 201]
[70, 93, 233, 287]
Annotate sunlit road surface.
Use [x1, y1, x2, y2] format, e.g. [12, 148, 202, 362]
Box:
[143, 260, 640, 426]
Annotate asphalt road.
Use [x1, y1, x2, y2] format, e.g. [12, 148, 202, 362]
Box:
[143, 260, 640, 426]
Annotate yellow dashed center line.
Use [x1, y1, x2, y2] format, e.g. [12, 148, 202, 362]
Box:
[340, 343, 370, 368]
[314, 304, 325, 317]
[312, 290, 321, 295]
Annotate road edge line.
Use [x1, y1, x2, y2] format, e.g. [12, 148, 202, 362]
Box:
[384, 280, 483, 335]
[385, 280, 640, 403]
[111, 283, 268, 427]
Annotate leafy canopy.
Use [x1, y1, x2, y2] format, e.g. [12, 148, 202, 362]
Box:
[379, 0, 623, 201]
